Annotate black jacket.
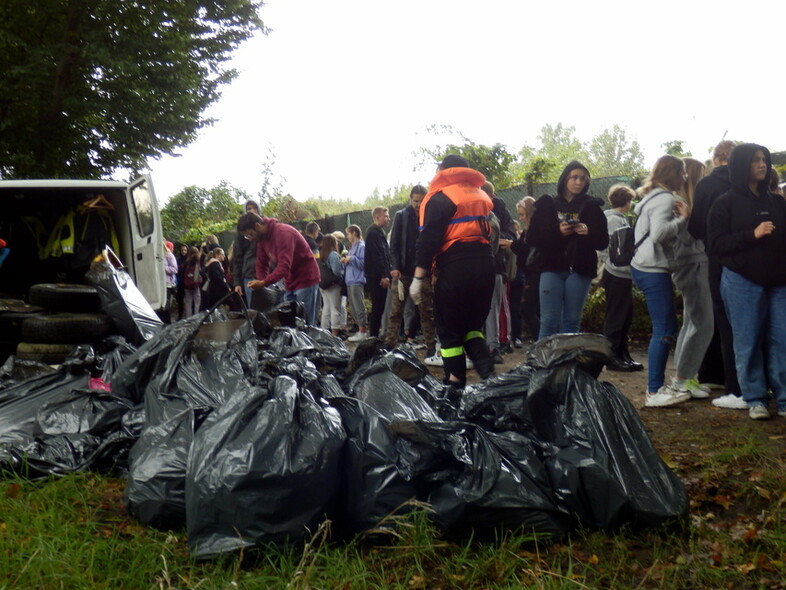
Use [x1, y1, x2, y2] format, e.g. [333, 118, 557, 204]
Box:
[364, 224, 391, 280]
[389, 205, 418, 276]
[688, 165, 731, 242]
[707, 143, 786, 287]
[526, 192, 608, 278]
[231, 232, 257, 287]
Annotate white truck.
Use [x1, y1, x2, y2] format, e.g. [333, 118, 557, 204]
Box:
[0, 175, 166, 363]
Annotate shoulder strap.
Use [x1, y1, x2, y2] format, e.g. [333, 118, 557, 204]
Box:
[632, 190, 670, 250]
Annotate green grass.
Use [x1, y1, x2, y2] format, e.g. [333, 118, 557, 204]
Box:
[2, 429, 786, 589]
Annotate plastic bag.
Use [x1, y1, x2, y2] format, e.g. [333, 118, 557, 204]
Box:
[328, 395, 418, 538]
[526, 333, 612, 378]
[125, 409, 199, 530]
[186, 376, 346, 559]
[85, 247, 163, 346]
[392, 420, 573, 540]
[527, 361, 688, 530]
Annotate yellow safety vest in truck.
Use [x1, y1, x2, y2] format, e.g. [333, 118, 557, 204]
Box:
[0, 176, 166, 310]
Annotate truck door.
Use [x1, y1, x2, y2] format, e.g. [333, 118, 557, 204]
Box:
[128, 175, 166, 309]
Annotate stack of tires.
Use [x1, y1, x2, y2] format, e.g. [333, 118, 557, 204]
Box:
[0, 284, 114, 365]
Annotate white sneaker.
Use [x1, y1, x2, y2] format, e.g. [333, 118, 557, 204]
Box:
[347, 332, 367, 342]
[712, 393, 748, 410]
[645, 386, 690, 408]
[424, 353, 443, 367]
[683, 378, 710, 399]
[749, 405, 771, 420]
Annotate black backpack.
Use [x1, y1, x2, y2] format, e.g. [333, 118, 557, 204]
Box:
[608, 191, 668, 267]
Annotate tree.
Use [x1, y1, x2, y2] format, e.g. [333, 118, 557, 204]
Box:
[587, 125, 647, 179]
[419, 125, 516, 189]
[161, 182, 248, 242]
[662, 140, 692, 158]
[0, 0, 265, 179]
[510, 124, 588, 185]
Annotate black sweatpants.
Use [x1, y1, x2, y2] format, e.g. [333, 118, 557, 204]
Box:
[701, 258, 741, 393]
[601, 269, 633, 358]
[367, 279, 388, 338]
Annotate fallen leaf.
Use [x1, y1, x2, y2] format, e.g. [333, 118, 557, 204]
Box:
[742, 528, 758, 542]
[738, 563, 756, 575]
[588, 554, 599, 565]
[755, 486, 772, 500]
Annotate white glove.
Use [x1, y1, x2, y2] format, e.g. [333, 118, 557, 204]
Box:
[409, 277, 423, 305]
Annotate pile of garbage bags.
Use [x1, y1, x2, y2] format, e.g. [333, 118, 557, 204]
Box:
[0, 305, 687, 559]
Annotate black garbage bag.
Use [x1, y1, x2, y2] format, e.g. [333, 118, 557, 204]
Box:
[249, 285, 284, 312]
[111, 314, 206, 405]
[344, 347, 428, 391]
[186, 376, 346, 559]
[125, 408, 201, 530]
[392, 420, 573, 540]
[459, 365, 536, 433]
[94, 336, 137, 383]
[527, 360, 688, 531]
[526, 333, 612, 378]
[349, 368, 440, 423]
[327, 395, 419, 538]
[0, 356, 56, 389]
[306, 326, 351, 368]
[85, 247, 163, 346]
[0, 369, 89, 445]
[4, 431, 133, 478]
[36, 388, 135, 438]
[267, 326, 318, 358]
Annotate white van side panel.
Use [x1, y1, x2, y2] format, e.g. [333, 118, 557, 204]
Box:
[128, 176, 166, 309]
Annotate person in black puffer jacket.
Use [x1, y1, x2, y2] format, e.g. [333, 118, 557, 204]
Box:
[525, 161, 608, 339]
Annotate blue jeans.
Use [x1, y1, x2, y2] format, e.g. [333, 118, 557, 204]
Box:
[720, 268, 786, 411]
[284, 283, 319, 326]
[632, 268, 677, 393]
[538, 271, 592, 340]
[242, 278, 254, 307]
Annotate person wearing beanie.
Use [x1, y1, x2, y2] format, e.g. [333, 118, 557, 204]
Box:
[410, 154, 496, 387]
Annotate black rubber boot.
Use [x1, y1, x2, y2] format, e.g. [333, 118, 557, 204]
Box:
[464, 338, 496, 380]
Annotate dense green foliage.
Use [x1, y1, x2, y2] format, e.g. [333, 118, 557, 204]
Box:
[0, 0, 264, 179]
[161, 182, 248, 243]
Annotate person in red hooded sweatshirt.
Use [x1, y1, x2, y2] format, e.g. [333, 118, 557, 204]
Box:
[409, 154, 496, 387]
[237, 213, 321, 325]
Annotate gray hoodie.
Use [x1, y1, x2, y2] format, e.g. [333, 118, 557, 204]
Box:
[631, 189, 686, 273]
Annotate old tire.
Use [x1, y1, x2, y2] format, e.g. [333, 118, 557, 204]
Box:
[15, 342, 77, 364]
[28, 283, 102, 313]
[21, 313, 114, 344]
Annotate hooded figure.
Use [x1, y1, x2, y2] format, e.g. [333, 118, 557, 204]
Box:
[525, 161, 608, 339]
[707, 143, 786, 420]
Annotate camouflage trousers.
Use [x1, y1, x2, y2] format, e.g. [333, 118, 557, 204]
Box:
[384, 275, 436, 351]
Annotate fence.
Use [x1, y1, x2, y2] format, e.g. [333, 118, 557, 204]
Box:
[294, 175, 634, 236]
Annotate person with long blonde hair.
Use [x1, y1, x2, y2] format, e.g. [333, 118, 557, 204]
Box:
[630, 155, 691, 407]
[665, 157, 715, 399]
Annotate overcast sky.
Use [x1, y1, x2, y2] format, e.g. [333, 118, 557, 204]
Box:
[145, 0, 786, 205]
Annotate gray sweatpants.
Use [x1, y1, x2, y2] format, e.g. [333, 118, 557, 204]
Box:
[673, 260, 714, 379]
[346, 283, 367, 328]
